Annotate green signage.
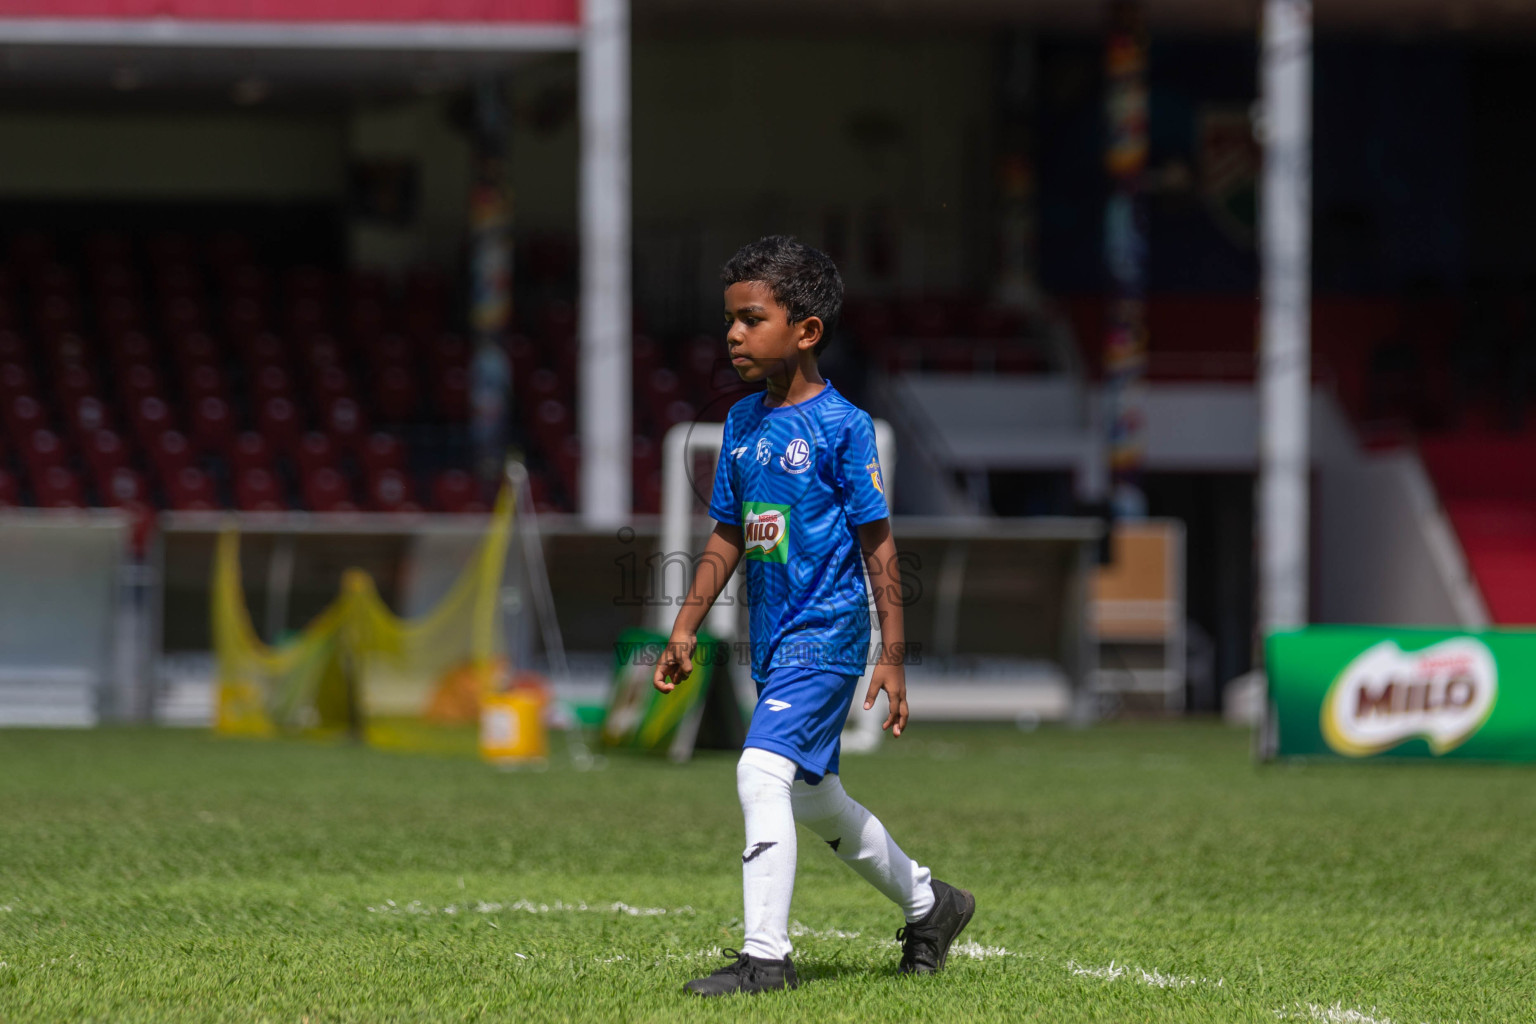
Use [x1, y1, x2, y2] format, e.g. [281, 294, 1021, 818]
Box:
[601, 627, 722, 758]
[1266, 627, 1536, 761]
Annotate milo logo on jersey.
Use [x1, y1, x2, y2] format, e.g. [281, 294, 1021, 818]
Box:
[742, 502, 791, 563]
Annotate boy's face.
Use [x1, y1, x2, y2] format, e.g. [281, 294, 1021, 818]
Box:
[723, 281, 820, 384]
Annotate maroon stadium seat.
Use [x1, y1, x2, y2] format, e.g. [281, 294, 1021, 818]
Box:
[228, 431, 275, 476]
[323, 397, 368, 449]
[431, 469, 486, 514]
[253, 365, 294, 405]
[256, 397, 302, 453]
[99, 466, 149, 508]
[5, 393, 47, 439]
[360, 432, 405, 476]
[34, 464, 83, 508]
[83, 428, 129, 480]
[294, 432, 335, 478]
[1, 362, 37, 400]
[121, 364, 164, 408]
[311, 365, 353, 407]
[234, 467, 285, 512]
[110, 330, 156, 372]
[373, 364, 419, 422]
[366, 468, 419, 513]
[302, 466, 356, 513]
[55, 365, 97, 410]
[434, 365, 469, 420]
[185, 363, 226, 404]
[150, 430, 193, 486]
[131, 396, 174, 450]
[23, 428, 66, 480]
[532, 398, 571, 456]
[168, 466, 217, 511]
[0, 330, 26, 364]
[67, 395, 111, 442]
[191, 396, 234, 451]
[0, 467, 17, 507]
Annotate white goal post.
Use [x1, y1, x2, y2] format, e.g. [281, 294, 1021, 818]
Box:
[656, 418, 896, 754]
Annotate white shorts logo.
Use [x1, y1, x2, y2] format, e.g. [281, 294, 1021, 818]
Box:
[780, 437, 812, 474]
[764, 698, 792, 712]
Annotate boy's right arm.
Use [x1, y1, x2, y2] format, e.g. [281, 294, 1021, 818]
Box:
[653, 521, 744, 692]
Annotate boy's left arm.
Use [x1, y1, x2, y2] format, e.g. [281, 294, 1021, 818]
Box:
[857, 517, 909, 737]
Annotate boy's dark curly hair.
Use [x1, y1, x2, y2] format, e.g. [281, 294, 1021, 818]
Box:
[721, 235, 843, 355]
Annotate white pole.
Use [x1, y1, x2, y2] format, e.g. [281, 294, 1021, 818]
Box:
[1258, 0, 1312, 633]
[579, 0, 631, 527]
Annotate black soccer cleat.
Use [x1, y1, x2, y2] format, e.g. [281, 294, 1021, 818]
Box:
[684, 948, 799, 996]
[896, 879, 976, 975]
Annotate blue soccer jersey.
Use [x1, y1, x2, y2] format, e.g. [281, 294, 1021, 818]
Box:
[708, 383, 889, 682]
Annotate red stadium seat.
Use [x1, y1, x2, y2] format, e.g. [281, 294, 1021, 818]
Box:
[366, 468, 419, 513]
[311, 366, 353, 406]
[241, 332, 288, 372]
[553, 434, 580, 502]
[1, 362, 36, 399]
[234, 467, 285, 512]
[121, 364, 164, 407]
[131, 396, 174, 450]
[224, 295, 265, 340]
[34, 464, 83, 508]
[150, 430, 193, 485]
[434, 365, 469, 420]
[191, 396, 234, 451]
[375, 334, 414, 368]
[256, 397, 302, 453]
[373, 365, 419, 422]
[287, 296, 330, 337]
[294, 431, 335, 478]
[67, 395, 111, 441]
[91, 262, 138, 302]
[50, 332, 93, 374]
[228, 431, 275, 476]
[286, 265, 330, 302]
[360, 432, 405, 476]
[323, 396, 368, 448]
[5, 395, 47, 442]
[99, 466, 149, 508]
[110, 330, 156, 372]
[98, 294, 141, 338]
[304, 335, 344, 373]
[0, 467, 17, 507]
[23, 428, 66, 479]
[173, 330, 218, 371]
[168, 466, 217, 511]
[83, 428, 129, 480]
[154, 262, 201, 301]
[223, 264, 269, 302]
[55, 365, 97, 409]
[162, 294, 205, 336]
[520, 367, 563, 408]
[253, 365, 294, 405]
[659, 399, 698, 433]
[35, 293, 80, 337]
[431, 469, 486, 514]
[302, 466, 355, 513]
[0, 330, 26, 364]
[532, 398, 571, 456]
[185, 363, 226, 404]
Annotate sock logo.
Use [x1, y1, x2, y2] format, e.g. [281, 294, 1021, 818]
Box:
[742, 841, 777, 864]
[764, 698, 791, 712]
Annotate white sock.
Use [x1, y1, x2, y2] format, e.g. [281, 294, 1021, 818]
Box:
[737, 747, 798, 961]
[792, 774, 935, 923]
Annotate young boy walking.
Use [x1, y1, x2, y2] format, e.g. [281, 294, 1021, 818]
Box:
[652, 236, 974, 996]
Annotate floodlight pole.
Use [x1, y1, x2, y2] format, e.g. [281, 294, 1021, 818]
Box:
[1258, 0, 1312, 635]
[579, 0, 632, 527]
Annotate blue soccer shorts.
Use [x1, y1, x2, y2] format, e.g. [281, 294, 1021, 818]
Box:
[743, 666, 861, 784]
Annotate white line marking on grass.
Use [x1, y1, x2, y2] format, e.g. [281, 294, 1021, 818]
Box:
[1068, 959, 1224, 989]
[1272, 1002, 1421, 1024]
[789, 921, 861, 939]
[365, 899, 695, 917]
[951, 940, 1013, 960]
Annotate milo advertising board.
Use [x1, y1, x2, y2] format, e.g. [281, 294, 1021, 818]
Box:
[1266, 627, 1536, 761]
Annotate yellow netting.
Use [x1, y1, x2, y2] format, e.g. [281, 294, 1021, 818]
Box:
[213, 485, 515, 749]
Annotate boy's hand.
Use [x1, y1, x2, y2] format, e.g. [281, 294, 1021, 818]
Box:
[653, 632, 697, 693]
[864, 664, 909, 737]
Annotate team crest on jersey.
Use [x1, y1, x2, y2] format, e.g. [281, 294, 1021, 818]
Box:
[780, 437, 813, 474]
[755, 438, 773, 465]
[742, 502, 791, 563]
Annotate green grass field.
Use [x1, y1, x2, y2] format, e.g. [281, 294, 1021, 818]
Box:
[1, 722, 1532, 1023]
